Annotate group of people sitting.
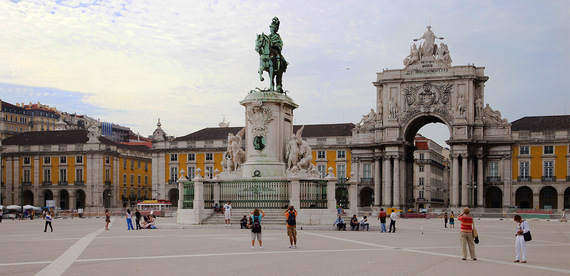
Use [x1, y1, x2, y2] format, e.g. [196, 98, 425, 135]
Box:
[141, 214, 156, 229]
[333, 214, 370, 231]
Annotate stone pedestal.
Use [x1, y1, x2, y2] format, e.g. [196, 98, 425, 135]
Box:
[239, 91, 298, 178]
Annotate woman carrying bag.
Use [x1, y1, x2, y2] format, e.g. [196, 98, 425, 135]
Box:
[457, 208, 477, 261]
[514, 214, 530, 263]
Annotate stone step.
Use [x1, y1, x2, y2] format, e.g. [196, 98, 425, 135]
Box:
[201, 210, 290, 225]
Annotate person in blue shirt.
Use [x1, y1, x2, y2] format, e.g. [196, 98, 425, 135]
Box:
[333, 215, 346, 231]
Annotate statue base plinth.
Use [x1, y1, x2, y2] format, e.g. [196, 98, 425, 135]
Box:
[242, 161, 287, 178]
[240, 90, 298, 179]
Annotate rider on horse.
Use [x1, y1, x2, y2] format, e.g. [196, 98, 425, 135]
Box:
[269, 17, 288, 74]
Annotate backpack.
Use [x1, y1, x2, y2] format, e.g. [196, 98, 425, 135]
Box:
[287, 211, 296, 226]
[251, 216, 261, 233]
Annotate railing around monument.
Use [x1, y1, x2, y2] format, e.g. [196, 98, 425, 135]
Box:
[182, 181, 194, 209]
[219, 180, 290, 209]
[204, 182, 214, 208]
[300, 180, 327, 209]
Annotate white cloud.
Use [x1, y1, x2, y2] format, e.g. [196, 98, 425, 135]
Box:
[0, 0, 568, 146]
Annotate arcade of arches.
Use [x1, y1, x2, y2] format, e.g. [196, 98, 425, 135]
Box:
[20, 189, 87, 210]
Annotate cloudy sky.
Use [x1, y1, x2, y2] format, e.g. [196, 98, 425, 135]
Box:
[0, 0, 568, 147]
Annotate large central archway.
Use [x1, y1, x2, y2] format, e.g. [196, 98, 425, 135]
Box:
[350, 29, 512, 212]
[402, 115, 451, 210]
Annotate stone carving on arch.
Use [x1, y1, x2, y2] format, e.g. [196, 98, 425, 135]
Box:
[482, 104, 509, 125]
[401, 81, 453, 125]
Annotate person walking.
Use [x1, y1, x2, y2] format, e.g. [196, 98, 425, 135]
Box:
[444, 211, 448, 228]
[285, 206, 297, 248]
[135, 209, 142, 230]
[388, 210, 398, 233]
[0, 209, 3, 223]
[514, 215, 530, 263]
[250, 209, 265, 249]
[105, 209, 111, 230]
[223, 201, 232, 227]
[378, 208, 387, 233]
[561, 209, 567, 222]
[449, 211, 455, 228]
[457, 208, 477, 261]
[44, 211, 53, 232]
[126, 209, 134, 230]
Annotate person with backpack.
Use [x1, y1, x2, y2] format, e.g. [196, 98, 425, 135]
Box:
[250, 209, 265, 249]
[284, 206, 297, 249]
[378, 208, 387, 233]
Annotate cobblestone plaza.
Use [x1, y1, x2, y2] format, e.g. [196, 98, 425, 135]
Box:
[0, 217, 568, 275]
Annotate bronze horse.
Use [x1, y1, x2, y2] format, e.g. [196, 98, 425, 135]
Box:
[255, 33, 286, 92]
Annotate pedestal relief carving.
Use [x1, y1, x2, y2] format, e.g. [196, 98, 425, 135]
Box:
[246, 100, 273, 138]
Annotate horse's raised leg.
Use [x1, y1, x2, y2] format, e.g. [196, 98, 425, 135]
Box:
[258, 61, 264, 81]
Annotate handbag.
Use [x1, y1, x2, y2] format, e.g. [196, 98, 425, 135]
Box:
[523, 231, 532, 241]
[522, 220, 532, 241]
[473, 227, 479, 244]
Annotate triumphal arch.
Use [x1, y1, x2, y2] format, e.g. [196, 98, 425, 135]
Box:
[352, 26, 512, 210]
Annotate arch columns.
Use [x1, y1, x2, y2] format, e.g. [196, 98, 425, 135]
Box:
[383, 157, 392, 207]
[374, 157, 381, 206]
[451, 154, 460, 207]
[477, 155, 484, 207]
[502, 155, 512, 207]
[461, 154, 469, 207]
[393, 155, 401, 207]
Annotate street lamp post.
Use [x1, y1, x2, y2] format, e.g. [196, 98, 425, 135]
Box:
[20, 177, 24, 214]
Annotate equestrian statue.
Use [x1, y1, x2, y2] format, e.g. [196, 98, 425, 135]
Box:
[255, 17, 288, 93]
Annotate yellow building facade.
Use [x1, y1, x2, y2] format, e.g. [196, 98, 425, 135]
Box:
[0, 129, 151, 210]
[509, 116, 570, 210]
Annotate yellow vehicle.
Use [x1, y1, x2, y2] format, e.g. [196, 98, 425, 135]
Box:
[387, 208, 402, 215]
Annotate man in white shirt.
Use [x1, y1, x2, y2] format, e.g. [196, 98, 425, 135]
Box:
[360, 216, 369, 231]
[223, 201, 232, 227]
[388, 211, 398, 233]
